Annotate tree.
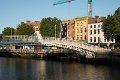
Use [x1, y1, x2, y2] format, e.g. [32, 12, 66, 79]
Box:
[103, 7, 120, 36]
[113, 7, 120, 35]
[113, 7, 120, 43]
[103, 7, 120, 48]
[40, 17, 61, 37]
[16, 24, 34, 36]
[2, 27, 15, 35]
[103, 15, 115, 36]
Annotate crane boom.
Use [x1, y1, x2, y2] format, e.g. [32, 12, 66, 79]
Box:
[53, 0, 92, 17]
[53, 0, 75, 5]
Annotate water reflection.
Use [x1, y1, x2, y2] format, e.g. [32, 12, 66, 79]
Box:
[0, 58, 120, 80]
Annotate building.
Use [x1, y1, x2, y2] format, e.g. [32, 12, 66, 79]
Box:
[61, 16, 115, 48]
[74, 17, 88, 41]
[62, 19, 75, 40]
[61, 17, 88, 41]
[31, 21, 40, 31]
[67, 19, 75, 40]
[61, 23, 67, 38]
[88, 22, 115, 48]
[88, 16, 115, 48]
[88, 16, 106, 24]
[21, 21, 40, 31]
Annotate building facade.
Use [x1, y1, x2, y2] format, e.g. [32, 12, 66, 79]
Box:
[62, 19, 75, 40]
[61, 16, 115, 48]
[74, 17, 88, 41]
[61, 23, 67, 38]
[61, 17, 88, 41]
[88, 22, 115, 47]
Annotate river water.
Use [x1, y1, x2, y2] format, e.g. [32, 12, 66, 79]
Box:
[0, 58, 120, 80]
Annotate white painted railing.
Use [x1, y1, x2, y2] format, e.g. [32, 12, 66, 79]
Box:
[42, 38, 111, 53]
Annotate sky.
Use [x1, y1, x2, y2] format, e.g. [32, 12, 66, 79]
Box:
[0, 0, 120, 33]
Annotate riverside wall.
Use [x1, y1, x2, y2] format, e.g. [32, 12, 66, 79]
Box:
[0, 49, 120, 65]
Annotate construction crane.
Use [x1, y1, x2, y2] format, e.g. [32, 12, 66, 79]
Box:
[53, 0, 75, 5]
[53, 0, 92, 17]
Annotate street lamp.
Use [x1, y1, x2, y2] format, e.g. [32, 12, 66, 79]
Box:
[10, 28, 13, 50]
[54, 25, 56, 42]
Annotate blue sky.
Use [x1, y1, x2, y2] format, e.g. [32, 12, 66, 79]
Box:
[0, 0, 120, 33]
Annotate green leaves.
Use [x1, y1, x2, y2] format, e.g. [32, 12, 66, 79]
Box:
[103, 15, 115, 35]
[16, 24, 34, 36]
[2, 27, 15, 35]
[103, 7, 120, 36]
[40, 17, 61, 37]
[114, 7, 120, 35]
[103, 7, 120, 43]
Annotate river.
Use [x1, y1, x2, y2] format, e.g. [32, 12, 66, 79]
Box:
[0, 57, 120, 80]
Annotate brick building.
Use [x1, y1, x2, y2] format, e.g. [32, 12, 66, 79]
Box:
[21, 21, 40, 31]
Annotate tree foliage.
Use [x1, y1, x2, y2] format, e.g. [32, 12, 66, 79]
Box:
[2, 27, 15, 35]
[103, 7, 120, 43]
[113, 7, 120, 35]
[40, 17, 61, 37]
[103, 15, 115, 36]
[16, 24, 34, 36]
[103, 7, 120, 35]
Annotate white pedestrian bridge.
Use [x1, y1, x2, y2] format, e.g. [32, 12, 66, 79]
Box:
[42, 38, 111, 58]
[0, 37, 111, 58]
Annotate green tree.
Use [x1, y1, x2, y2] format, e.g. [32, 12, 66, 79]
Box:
[103, 7, 120, 48]
[103, 15, 115, 36]
[113, 7, 120, 43]
[113, 8, 120, 33]
[40, 17, 61, 37]
[16, 24, 34, 36]
[103, 7, 120, 36]
[2, 27, 15, 35]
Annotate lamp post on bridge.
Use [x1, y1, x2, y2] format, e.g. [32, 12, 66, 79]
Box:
[10, 27, 13, 50]
[54, 25, 56, 42]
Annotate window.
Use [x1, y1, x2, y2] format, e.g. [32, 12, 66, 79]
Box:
[80, 22, 83, 26]
[80, 35, 82, 40]
[98, 37, 100, 43]
[80, 28, 82, 33]
[77, 35, 79, 40]
[98, 29, 100, 34]
[61, 32, 63, 35]
[90, 30, 92, 35]
[77, 29, 78, 33]
[77, 23, 79, 26]
[98, 24, 100, 27]
[90, 25, 92, 28]
[85, 28, 87, 32]
[104, 37, 106, 42]
[85, 35, 87, 40]
[112, 37, 114, 42]
[84, 21, 86, 26]
[94, 37, 96, 42]
[94, 29, 96, 34]
[65, 27, 66, 30]
[65, 32, 67, 36]
[94, 25, 96, 28]
[107, 37, 109, 42]
[90, 37, 92, 42]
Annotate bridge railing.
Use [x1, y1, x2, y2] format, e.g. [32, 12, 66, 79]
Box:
[42, 38, 111, 53]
